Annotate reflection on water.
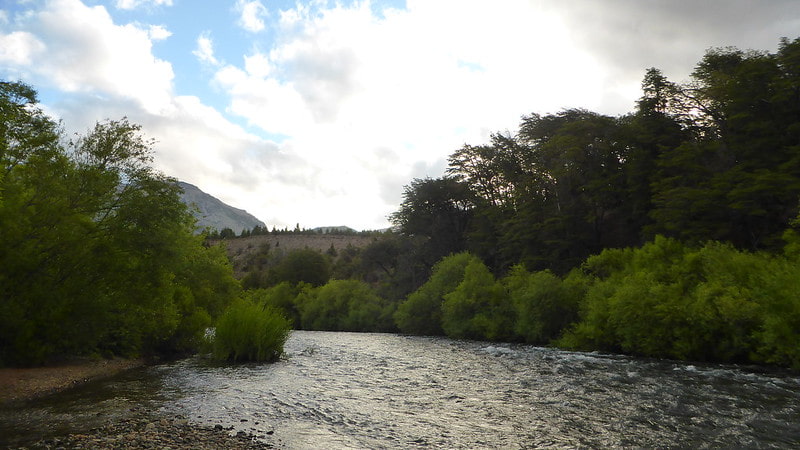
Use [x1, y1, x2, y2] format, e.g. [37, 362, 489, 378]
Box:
[2, 331, 800, 448]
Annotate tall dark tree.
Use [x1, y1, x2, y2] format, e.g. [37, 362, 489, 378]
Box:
[649, 40, 800, 249]
[390, 176, 475, 268]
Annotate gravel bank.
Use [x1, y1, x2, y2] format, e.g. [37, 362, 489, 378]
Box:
[11, 413, 274, 449]
[0, 358, 145, 405]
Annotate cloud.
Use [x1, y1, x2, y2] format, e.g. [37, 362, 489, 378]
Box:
[193, 32, 220, 66]
[0, 31, 45, 66]
[147, 24, 171, 41]
[1, 0, 174, 115]
[235, 0, 268, 33]
[115, 0, 173, 10]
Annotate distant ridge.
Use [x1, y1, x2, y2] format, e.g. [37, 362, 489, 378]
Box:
[177, 181, 266, 234]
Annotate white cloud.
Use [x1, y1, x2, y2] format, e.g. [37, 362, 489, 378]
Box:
[147, 24, 171, 41]
[1, 0, 174, 115]
[0, 31, 45, 65]
[235, 0, 268, 33]
[115, 0, 173, 10]
[193, 32, 220, 66]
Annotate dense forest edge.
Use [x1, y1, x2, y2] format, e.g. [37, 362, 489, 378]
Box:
[2, 37, 800, 369]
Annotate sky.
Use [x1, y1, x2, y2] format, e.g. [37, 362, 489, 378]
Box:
[1, 0, 799, 231]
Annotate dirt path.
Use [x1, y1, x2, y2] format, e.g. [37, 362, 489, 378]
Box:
[0, 358, 145, 405]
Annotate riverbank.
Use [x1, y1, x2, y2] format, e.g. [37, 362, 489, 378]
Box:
[1, 359, 275, 449]
[0, 358, 146, 405]
[17, 412, 272, 449]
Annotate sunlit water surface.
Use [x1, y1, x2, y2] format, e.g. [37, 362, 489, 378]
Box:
[2, 331, 799, 448]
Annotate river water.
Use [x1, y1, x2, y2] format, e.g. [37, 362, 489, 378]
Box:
[2, 331, 800, 448]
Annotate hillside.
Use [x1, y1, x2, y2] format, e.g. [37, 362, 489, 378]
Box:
[213, 233, 377, 277]
[177, 181, 266, 234]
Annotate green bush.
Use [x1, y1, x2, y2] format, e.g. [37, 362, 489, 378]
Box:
[296, 279, 393, 332]
[212, 299, 291, 363]
[394, 252, 478, 335]
[504, 266, 585, 344]
[245, 282, 305, 328]
[442, 258, 513, 341]
[556, 236, 800, 368]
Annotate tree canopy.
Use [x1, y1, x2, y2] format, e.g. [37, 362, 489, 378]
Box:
[0, 81, 241, 366]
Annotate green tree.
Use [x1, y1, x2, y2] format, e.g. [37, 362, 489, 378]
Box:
[390, 177, 475, 267]
[266, 248, 331, 287]
[0, 82, 241, 366]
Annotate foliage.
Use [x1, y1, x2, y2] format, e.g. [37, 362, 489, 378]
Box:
[557, 236, 800, 368]
[441, 258, 514, 341]
[503, 267, 585, 344]
[243, 247, 331, 289]
[296, 279, 394, 332]
[245, 282, 305, 328]
[394, 252, 478, 336]
[212, 298, 290, 363]
[0, 81, 240, 366]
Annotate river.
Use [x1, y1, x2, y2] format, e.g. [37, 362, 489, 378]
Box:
[2, 331, 799, 448]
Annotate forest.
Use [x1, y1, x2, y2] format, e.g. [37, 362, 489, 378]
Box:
[2, 37, 799, 369]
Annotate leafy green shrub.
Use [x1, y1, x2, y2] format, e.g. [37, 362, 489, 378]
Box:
[296, 279, 393, 332]
[557, 236, 800, 368]
[212, 299, 291, 363]
[245, 282, 305, 328]
[442, 258, 512, 341]
[394, 252, 478, 335]
[504, 266, 585, 344]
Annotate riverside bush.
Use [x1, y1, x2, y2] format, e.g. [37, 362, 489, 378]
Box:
[295, 279, 394, 332]
[504, 266, 585, 344]
[212, 299, 291, 363]
[394, 252, 479, 335]
[557, 236, 800, 368]
[442, 258, 513, 341]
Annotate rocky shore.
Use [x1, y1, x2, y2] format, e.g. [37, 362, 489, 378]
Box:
[14, 412, 273, 449]
[1, 359, 276, 449]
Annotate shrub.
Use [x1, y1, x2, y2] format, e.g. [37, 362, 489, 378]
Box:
[296, 279, 393, 332]
[394, 252, 478, 335]
[504, 266, 585, 344]
[442, 258, 512, 341]
[212, 299, 291, 363]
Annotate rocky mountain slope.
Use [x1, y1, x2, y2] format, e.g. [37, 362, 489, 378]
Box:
[177, 181, 266, 234]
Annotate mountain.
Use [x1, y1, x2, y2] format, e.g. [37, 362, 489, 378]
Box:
[177, 181, 266, 234]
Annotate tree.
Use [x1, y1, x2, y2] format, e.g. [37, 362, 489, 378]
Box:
[266, 248, 331, 287]
[0, 82, 241, 366]
[649, 41, 800, 250]
[390, 177, 475, 267]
